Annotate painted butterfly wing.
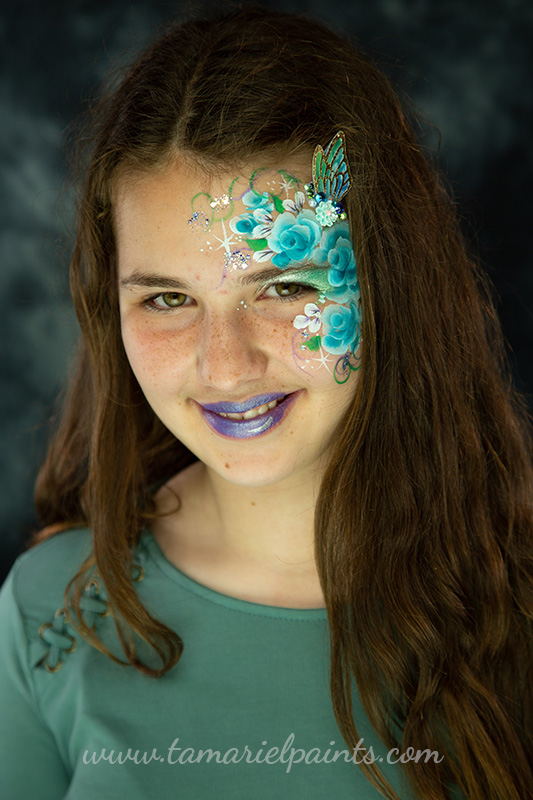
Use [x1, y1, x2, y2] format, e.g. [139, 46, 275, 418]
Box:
[312, 131, 352, 203]
[312, 146, 328, 194]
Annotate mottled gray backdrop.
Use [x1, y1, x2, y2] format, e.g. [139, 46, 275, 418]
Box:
[2, 0, 532, 581]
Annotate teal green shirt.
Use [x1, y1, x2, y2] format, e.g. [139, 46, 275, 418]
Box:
[0, 527, 434, 799]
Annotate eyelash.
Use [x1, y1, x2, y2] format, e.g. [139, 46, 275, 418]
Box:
[141, 282, 318, 313]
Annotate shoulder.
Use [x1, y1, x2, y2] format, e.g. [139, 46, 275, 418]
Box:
[1, 527, 94, 626]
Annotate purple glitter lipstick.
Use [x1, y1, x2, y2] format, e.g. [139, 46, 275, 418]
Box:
[197, 392, 298, 439]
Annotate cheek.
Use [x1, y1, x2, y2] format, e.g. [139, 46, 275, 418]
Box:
[120, 315, 196, 389]
[119, 301, 360, 392]
[290, 297, 361, 387]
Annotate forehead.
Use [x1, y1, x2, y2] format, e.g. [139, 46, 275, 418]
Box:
[114, 157, 318, 279]
[113, 162, 311, 227]
[114, 157, 310, 219]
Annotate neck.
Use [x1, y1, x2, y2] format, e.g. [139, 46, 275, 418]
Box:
[201, 461, 322, 579]
[152, 459, 328, 607]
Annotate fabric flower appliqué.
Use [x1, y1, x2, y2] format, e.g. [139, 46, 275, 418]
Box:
[315, 200, 338, 227]
[293, 303, 322, 334]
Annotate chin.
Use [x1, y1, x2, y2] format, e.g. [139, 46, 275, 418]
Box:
[206, 437, 327, 490]
[214, 462, 298, 488]
[159, 412, 327, 487]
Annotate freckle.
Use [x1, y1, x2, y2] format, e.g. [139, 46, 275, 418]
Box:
[225, 463, 230, 469]
[251, 501, 256, 506]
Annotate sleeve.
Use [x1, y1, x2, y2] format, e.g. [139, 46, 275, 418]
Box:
[0, 564, 71, 799]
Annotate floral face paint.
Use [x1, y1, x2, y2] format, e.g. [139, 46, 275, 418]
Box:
[187, 157, 361, 384]
[228, 174, 362, 384]
[118, 155, 362, 479]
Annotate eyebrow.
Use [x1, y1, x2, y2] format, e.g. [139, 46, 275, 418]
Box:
[119, 264, 329, 291]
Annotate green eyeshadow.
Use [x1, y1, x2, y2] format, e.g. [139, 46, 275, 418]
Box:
[270, 267, 331, 293]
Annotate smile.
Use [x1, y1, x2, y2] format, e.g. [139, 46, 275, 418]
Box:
[197, 392, 299, 439]
[219, 399, 280, 420]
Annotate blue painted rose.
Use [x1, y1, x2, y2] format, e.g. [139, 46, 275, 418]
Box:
[324, 281, 361, 306]
[327, 237, 357, 288]
[242, 190, 274, 211]
[229, 212, 258, 236]
[321, 302, 360, 355]
[268, 210, 322, 269]
[314, 222, 353, 265]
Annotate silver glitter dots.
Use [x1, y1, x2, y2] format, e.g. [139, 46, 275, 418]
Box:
[224, 250, 251, 271]
[187, 211, 210, 232]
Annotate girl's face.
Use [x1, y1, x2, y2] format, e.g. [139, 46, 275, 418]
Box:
[116, 158, 362, 487]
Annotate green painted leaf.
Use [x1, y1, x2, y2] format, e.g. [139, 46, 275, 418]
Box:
[271, 194, 285, 214]
[245, 238, 268, 251]
[306, 336, 321, 351]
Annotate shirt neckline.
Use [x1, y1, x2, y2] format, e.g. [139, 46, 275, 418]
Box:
[139, 528, 328, 621]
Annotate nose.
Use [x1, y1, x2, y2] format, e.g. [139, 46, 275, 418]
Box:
[196, 308, 268, 392]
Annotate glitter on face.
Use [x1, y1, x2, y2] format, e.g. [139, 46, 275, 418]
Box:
[224, 250, 251, 271]
[187, 211, 210, 232]
[209, 194, 231, 212]
[185, 169, 361, 384]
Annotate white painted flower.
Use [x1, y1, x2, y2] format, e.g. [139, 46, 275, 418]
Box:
[293, 303, 322, 333]
[253, 208, 273, 223]
[253, 248, 275, 262]
[252, 223, 273, 238]
[251, 208, 274, 238]
[282, 191, 306, 215]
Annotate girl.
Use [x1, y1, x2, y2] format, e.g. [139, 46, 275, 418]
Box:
[0, 7, 531, 800]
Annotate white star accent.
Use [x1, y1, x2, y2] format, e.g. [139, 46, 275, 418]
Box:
[212, 219, 240, 253]
[279, 176, 296, 196]
[314, 348, 333, 373]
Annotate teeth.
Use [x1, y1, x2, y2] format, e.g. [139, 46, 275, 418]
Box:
[219, 398, 280, 421]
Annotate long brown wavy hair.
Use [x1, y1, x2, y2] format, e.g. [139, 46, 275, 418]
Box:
[30, 7, 533, 800]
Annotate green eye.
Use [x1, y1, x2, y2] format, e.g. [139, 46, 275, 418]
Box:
[160, 292, 187, 307]
[274, 283, 301, 297]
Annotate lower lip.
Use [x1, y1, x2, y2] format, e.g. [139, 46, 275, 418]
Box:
[198, 392, 299, 439]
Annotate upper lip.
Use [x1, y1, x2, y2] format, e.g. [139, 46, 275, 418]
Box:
[198, 392, 290, 414]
